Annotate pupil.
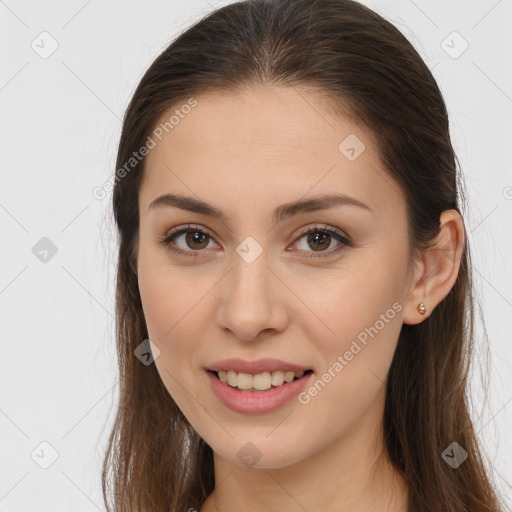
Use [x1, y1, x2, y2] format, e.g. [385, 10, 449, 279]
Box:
[187, 232, 208, 249]
[309, 232, 329, 251]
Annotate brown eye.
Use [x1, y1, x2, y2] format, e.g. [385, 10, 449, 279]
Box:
[305, 231, 332, 251]
[291, 224, 351, 258]
[182, 231, 210, 250]
[159, 223, 351, 259]
[159, 224, 217, 257]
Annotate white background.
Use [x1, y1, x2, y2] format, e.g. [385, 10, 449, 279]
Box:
[1, 0, 511, 510]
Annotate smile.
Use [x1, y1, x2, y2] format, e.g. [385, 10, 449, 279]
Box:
[212, 369, 312, 391]
[206, 369, 314, 413]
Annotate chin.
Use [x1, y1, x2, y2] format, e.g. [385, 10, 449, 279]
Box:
[206, 433, 313, 470]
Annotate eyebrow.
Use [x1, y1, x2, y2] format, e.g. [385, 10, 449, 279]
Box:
[148, 192, 372, 224]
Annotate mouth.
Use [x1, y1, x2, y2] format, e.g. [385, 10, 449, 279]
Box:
[207, 369, 314, 392]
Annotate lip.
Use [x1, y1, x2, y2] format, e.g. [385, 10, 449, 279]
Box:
[205, 358, 312, 374]
[206, 369, 313, 414]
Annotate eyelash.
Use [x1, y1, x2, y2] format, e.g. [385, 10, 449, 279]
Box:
[158, 223, 352, 259]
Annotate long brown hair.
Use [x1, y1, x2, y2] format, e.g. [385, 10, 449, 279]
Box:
[102, 1, 505, 510]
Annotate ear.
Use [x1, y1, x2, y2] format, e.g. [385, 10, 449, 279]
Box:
[402, 209, 466, 325]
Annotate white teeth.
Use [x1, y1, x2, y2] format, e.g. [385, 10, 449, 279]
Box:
[253, 372, 272, 390]
[236, 372, 253, 390]
[215, 369, 308, 390]
[284, 371, 295, 383]
[227, 370, 238, 387]
[271, 370, 285, 386]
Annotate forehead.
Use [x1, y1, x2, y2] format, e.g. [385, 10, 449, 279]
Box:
[139, 85, 405, 223]
[148, 84, 365, 158]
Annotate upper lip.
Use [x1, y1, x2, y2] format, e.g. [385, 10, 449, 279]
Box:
[206, 358, 312, 374]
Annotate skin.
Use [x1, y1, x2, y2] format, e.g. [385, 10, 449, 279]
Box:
[136, 84, 465, 512]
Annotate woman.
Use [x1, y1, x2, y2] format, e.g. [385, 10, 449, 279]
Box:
[102, 0, 505, 510]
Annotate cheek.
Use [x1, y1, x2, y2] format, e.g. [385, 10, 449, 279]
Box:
[309, 260, 404, 356]
[137, 243, 207, 343]
[295, 292, 403, 448]
[137, 262, 183, 372]
[296, 257, 405, 433]
[138, 268, 204, 418]
[137, 267, 175, 342]
[137, 257, 212, 398]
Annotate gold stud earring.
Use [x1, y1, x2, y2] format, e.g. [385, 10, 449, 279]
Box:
[417, 303, 427, 315]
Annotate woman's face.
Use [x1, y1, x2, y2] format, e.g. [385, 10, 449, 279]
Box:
[136, 84, 416, 469]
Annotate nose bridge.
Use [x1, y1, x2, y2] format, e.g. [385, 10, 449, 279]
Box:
[229, 239, 273, 311]
[218, 235, 286, 340]
[232, 240, 269, 296]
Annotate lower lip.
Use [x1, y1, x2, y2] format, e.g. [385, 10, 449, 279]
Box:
[206, 371, 313, 414]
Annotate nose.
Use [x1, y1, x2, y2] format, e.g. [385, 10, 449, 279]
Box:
[216, 248, 289, 342]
